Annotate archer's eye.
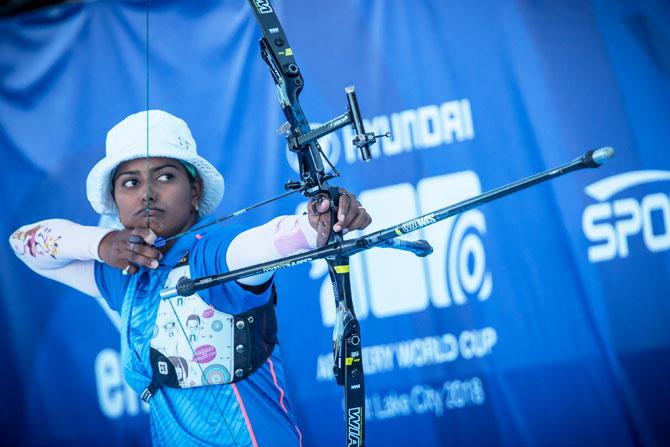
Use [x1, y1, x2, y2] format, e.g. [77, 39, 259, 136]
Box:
[157, 173, 175, 182]
[121, 178, 139, 188]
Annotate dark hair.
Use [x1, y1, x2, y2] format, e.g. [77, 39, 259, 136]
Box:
[186, 314, 200, 326]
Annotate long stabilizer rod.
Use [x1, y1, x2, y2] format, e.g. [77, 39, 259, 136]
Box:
[161, 147, 615, 299]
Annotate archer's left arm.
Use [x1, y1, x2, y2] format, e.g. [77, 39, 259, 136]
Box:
[226, 189, 371, 286]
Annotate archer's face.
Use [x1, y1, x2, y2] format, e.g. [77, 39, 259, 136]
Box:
[112, 157, 201, 237]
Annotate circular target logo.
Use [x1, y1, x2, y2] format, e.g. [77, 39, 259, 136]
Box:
[202, 364, 231, 385]
[445, 210, 492, 304]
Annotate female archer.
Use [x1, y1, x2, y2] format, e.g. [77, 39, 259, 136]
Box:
[9, 109, 371, 446]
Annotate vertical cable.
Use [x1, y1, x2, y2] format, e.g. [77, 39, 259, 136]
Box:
[145, 0, 151, 230]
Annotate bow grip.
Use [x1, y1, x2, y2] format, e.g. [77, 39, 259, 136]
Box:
[328, 186, 344, 245]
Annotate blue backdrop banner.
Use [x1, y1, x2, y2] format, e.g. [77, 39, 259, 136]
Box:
[1, 0, 669, 445]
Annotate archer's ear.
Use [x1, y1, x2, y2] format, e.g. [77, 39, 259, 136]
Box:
[192, 176, 203, 203]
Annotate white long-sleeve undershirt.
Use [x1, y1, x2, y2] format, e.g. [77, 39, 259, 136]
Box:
[227, 214, 317, 286]
[9, 215, 318, 299]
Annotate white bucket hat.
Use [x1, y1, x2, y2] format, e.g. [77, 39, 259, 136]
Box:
[86, 110, 224, 217]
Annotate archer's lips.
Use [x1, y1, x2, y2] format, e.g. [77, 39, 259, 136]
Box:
[137, 208, 164, 217]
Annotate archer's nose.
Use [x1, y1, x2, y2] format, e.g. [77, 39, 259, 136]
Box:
[141, 185, 157, 204]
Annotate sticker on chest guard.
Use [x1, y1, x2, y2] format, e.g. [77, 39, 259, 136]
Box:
[152, 264, 235, 388]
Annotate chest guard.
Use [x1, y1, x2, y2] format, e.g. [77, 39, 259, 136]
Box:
[141, 254, 277, 402]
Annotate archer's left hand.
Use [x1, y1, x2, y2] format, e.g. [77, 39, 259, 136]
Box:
[308, 188, 372, 247]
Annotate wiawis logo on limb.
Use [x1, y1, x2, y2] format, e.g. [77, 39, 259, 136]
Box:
[253, 0, 273, 14]
[582, 170, 670, 262]
[347, 407, 362, 446]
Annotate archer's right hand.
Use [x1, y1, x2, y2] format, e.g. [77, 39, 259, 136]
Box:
[98, 228, 163, 275]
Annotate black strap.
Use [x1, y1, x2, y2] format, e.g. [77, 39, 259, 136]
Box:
[142, 348, 181, 402]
